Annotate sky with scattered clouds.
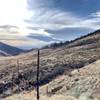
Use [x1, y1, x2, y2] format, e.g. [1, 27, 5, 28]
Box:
[0, 0, 100, 49]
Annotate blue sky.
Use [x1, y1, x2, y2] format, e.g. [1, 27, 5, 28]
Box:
[0, 0, 100, 49]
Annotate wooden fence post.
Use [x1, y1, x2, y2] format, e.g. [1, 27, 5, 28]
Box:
[37, 49, 40, 100]
[16, 59, 20, 92]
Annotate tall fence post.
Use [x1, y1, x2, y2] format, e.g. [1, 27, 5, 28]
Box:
[37, 49, 40, 100]
[17, 59, 20, 91]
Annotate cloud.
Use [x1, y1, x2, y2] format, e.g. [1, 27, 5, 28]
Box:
[27, 0, 54, 10]
[78, 12, 100, 30]
[0, 25, 19, 34]
[23, 0, 100, 47]
[26, 9, 81, 30]
[90, 12, 100, 17]
[0, 0, 33, 36]
[25, 4, 100, 41]
[26, 0, 100, 32]
[0, 36, 49, 49]
[28, 34, 60, 42]
[47, 27, 92, 41]
[26, 28, 52, 37]
[0, 25, 18, 29]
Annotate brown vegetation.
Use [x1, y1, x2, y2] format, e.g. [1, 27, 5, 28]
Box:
[0, 30, 100, 99]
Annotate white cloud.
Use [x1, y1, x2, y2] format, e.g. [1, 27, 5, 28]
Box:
[90, 12, 100, 17]
[79, 18, 100, 30]
[0, 36, 49, 49]
[76, 12, 100, 30]
[27, 9, 81, 31]
[1, 0, 33, 23]
[0, 0, 33, 35]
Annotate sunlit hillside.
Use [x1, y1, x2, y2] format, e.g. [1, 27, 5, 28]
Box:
[2, 59, 100, 100]
[0, 30, 100, 100]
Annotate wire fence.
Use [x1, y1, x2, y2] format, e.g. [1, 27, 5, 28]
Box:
[0, 45, 100, 100]
[0, 50, 39, 99]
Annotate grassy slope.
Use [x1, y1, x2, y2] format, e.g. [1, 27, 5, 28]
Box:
[0, 31, 100, 99]
[2, 59, 100, 100]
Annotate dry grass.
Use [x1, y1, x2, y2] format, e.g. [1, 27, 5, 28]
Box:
[0, 32, 100, 100]
[1, 59, 100, 100]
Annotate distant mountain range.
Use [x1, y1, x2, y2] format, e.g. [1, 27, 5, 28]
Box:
[0, 42, 24, 56]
